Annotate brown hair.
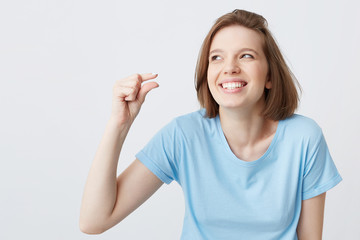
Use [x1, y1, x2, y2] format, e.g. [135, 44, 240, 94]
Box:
[195, 9, 301, 120]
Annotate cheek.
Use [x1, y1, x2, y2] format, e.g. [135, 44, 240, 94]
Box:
[253, 64, 269, 83]
[206, 69, 218, 96]
[207, 64, 221, 83]
[207, 65, 214, 77]
[207, 68, 215, 87]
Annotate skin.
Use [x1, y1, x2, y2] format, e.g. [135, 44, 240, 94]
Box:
[208, 25, 326, 238]
[297, 192, 326, 239]
[79, 26, 326, 238]
[207, 25, 276, 161]
[79, 73, 163, 234]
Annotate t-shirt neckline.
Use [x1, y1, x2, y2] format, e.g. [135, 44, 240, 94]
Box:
[215, 114, 283, 167]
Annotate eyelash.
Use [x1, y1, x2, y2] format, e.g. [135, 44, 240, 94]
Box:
[211, 55, 221, 61]
[210, 54, 254, 62]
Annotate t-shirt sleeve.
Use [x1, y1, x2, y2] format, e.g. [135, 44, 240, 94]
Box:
[135, 120, 181, 184]
[302, 130, 342, 200]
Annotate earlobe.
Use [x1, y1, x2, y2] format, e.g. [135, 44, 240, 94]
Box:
[265, 77, 272, 89]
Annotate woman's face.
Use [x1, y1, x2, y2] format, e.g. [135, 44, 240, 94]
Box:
[207, 25, 271, 113]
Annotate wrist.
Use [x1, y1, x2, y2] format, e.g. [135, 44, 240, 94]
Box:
[107, 116, 132, 133]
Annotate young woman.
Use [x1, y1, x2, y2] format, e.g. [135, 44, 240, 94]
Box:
[80, 9, 342, 239]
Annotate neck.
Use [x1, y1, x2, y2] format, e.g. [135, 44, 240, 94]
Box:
[219, 106, 276, 147]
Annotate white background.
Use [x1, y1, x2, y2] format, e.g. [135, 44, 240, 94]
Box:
[0, 0, 359, 239]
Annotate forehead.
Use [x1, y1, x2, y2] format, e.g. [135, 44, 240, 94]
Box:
[210, 25, 264, 52]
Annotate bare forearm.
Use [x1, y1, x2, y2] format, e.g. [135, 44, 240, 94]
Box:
[80, 117, 131, 232]
[80, 73, 159, 234]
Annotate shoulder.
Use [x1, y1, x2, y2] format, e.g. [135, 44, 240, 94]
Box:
[281, 114, 323, 142]
[282, 114, 322, 133]
[173, 108, 208, 125]
[166, 109, 216, 137]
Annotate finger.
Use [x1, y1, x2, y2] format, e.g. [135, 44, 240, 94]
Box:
[138, 73, 158, 82]
[113, 86, 137, 102]
[125, 73, 157, 101]
[137, 81, 159, 103]
[114, 73, 158, 101]
[116, 77, 142, 101]
[118, 73, 157, 88]
[124, 85, 140, 101]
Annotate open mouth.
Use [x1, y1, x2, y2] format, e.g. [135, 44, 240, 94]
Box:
[221, 81, 248, 90]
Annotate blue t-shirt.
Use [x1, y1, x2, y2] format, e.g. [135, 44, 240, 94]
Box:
[136, 109, 342, 240]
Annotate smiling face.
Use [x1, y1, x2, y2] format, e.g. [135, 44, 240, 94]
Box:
[207, 25, 272, 114]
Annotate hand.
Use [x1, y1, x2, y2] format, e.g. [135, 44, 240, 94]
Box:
[111, 73, 159, 125]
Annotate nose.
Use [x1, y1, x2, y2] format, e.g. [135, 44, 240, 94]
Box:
[224, 59, 240, 75]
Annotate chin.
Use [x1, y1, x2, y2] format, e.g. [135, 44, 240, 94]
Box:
[219, 103, 245, 110]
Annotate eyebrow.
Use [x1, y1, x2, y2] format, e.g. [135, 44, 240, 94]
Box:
[209, 48, 259, 56]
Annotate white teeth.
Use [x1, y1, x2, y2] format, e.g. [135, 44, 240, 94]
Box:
[222, 82, 244, 89]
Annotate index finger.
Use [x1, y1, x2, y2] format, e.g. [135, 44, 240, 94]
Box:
[139, 73, 158, 82]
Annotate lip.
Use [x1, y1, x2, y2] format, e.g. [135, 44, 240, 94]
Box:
[218, 78, 248, 93]
[219, 78, 248, 85]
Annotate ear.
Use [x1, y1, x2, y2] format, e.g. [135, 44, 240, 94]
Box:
[265, 75, 272, 89]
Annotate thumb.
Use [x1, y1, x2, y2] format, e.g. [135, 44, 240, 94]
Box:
[137, 81, 159, 103]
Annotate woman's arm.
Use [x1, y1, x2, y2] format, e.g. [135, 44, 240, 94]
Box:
[297, 192, 326, 240]
[79, 73, 162, 234]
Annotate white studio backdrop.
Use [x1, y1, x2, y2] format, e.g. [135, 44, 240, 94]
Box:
[0, 0, 359, 239]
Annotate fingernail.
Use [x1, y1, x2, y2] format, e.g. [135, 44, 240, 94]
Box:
[151, 73, 158, 76]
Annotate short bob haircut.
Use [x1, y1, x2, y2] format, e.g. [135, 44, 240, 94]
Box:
[195, 9, 301, 120]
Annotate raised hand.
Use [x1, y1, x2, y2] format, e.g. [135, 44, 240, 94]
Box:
[111, 73, 159, 125]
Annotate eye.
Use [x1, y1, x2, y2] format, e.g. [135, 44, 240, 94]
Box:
[210, 55, 222, 61]
[241, 54, 254, 59]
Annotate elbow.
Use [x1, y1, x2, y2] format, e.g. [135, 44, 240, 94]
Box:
[79, 219, 107, 235]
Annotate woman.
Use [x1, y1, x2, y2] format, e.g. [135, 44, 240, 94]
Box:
[80, 9, 342, 239]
